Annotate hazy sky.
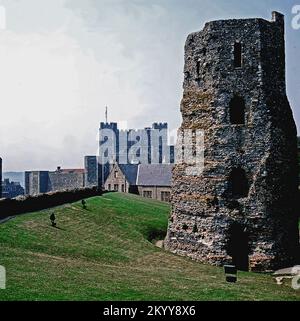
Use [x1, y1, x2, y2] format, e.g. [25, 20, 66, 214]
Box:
[0, 0, 299, 171]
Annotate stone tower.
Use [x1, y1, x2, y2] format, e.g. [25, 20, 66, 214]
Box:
[164, 12, 299, 271]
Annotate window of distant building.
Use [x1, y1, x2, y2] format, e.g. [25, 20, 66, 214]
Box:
[114, 171, 118, 178]
[143, 191, 152, 199]
[161, 191, 171, 202]
[121, 184, 125, 192]
[114, 184, 118, 191]
[108, 184, 111, 191]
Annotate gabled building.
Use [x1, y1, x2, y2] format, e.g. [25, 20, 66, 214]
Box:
[103, 163, 173, 202]
[104, 163, 138, 193]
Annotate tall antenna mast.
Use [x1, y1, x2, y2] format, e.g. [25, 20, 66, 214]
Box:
[105, 106, 108, 123]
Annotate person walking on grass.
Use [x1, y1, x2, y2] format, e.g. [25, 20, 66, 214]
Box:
[50, 212, 56, 227]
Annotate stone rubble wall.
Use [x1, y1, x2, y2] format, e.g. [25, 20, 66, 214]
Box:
[165, 13, 300, 271]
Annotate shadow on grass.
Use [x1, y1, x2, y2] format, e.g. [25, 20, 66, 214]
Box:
[50, 225, 66, 231]
[147, 229, 167, 244]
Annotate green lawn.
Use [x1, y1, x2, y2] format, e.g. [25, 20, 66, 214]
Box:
[0, 192, 299, 301]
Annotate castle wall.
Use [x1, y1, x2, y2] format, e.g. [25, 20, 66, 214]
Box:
[25, 170, 85, 195]
[48, 171, 85, 192]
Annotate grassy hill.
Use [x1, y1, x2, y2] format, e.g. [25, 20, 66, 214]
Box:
[0, 192, 299, 301]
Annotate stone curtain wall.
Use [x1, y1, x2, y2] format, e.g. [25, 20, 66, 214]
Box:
[164, 12, 300, 271]
[0, 187, 101, 220]
[25, 170, 85, 195]
[48, 172, 85, 192]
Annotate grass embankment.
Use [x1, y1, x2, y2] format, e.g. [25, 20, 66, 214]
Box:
[0, 192, 299, 301]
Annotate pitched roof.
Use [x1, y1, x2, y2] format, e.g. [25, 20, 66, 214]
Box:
[136, 164, 173, 187]
[118, 164, 139, 185]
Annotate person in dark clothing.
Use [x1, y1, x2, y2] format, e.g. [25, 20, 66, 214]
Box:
[81, 199, 87, 210]
[50, 213, 56, 227]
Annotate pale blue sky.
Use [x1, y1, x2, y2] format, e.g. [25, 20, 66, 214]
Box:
[0, 0, 299, 171]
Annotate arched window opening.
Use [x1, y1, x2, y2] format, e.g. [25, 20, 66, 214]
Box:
[229, 96, 245, 125]
[228, 168, 249, 199]
[234, 42, 242, 68]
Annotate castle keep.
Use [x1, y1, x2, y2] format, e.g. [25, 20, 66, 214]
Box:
[165, 12, 299, 271]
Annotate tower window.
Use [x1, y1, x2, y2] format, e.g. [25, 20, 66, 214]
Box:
[234, 42, 242, 68]
[228, 168, 249, 199]
[229, 96, 245, 125]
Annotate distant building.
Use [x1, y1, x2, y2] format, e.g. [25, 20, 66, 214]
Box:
[96, 121, 175, 189]
[136, 164, 173, 202]
[25, 171, 49, 195]
[2, 179, 24, 199]
[25, 167, 85, 196]
[103, 163, 173, 202]
[2, 172, 25, 187]
[99, 122, 175, 165]
[104, 163, 138, 193]
[84, 156, 98, 187]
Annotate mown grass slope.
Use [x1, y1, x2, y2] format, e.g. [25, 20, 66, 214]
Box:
[0, 192, 299, 301]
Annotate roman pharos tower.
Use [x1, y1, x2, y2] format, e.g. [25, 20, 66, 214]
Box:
[164, 12, 299, 271]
